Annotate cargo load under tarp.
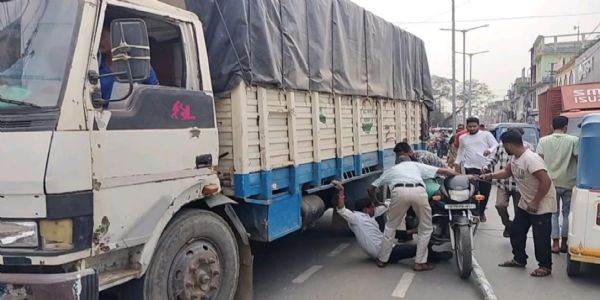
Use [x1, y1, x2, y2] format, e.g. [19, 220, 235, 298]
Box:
[185, 0, 434, 110]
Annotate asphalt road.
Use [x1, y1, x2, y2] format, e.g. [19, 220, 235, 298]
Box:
[253, 206, 600, 300]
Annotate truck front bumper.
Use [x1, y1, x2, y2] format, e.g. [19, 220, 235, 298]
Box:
[0, 269, 98, 300]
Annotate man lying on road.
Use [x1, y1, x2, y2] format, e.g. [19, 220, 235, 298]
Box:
[367, 155, 459, 271]
[332, 181, 452, 266]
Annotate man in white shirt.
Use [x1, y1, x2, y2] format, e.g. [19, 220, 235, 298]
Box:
[332, 181, 452, 264]
[456, 116, 498, 222]
[368, 158, 459, 271]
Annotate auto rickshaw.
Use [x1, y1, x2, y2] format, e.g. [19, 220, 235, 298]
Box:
[567, 113, 600, 277]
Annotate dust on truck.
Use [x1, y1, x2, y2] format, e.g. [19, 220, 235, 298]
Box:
[0, 0, 434, 299]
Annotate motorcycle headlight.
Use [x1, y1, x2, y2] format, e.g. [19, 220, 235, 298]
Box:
[449, 190, 471, 202]
[0, 221, 39, 248]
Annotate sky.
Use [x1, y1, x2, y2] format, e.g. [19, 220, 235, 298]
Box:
[350, 0, 600, 99]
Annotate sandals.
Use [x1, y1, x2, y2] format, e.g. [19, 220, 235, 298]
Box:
[551, 246, 560, 254]
[376, 259, 387, 268]
[530, 267, 552, 277]
[413, 263, 435, 272]
[498, 259, 526, 268]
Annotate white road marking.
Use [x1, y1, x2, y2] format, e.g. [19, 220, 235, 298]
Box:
[391, 272, 415, 298]
[292, 265, 323, 284]
[471, 257, 498, 300]
[327, 243, 350, 257]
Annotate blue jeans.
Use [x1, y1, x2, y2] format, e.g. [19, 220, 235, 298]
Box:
[552, 187, 572, 239]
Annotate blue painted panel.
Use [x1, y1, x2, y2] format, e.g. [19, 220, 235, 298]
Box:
[321, 159, 337, 178]
[234, 192, 302, 242]
[297, 163, 314, 185]
[260, 170, 273, 198]
[382, 149, 396, 169]
[268, 193, 302, 240]
[234, 172, 262, 198]
[271, 168, 290, 192]
[353, 155, 362, 175]
[343, 156, 355, 172]
[312, 163, 322, 186]
[578, 114, 600, 189]
[362, 152, 378, 168]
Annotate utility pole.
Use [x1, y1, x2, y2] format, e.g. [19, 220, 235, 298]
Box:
[451, 0, 456, 133]
[441, 24, 489, 125]
[457, 50, 489, 118]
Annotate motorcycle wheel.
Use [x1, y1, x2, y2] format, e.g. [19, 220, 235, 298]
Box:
[454, 224, 473, 279]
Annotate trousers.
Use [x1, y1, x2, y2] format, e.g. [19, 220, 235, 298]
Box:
[378, 186, 432, 264]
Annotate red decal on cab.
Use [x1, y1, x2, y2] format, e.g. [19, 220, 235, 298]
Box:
[171, 100, 197, 121]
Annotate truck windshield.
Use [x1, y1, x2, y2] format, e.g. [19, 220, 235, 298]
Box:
[0, 0, 80, 108]
[499, 127, 539, 147]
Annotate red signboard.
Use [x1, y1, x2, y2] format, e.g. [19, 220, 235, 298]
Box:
[561, 82, 600, 111]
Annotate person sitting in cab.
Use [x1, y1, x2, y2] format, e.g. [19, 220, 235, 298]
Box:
[98, 19, 159, 100]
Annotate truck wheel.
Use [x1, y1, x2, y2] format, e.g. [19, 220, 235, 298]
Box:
[566, 254, 582, 277]
[454, 225, 472, 279]
[143, 209, 240, 300]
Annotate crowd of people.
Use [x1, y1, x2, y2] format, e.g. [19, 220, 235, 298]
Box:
[333, 116, 578, 278]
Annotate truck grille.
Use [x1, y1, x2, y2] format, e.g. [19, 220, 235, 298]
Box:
[0, 108, 59, 132]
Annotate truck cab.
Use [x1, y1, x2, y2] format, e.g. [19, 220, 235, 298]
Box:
[0, 1, 248, 299]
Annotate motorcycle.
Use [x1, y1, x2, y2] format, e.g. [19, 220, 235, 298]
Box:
[403, 175, 483, 278]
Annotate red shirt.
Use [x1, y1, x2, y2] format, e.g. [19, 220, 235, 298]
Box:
[454, 129, 468, 147]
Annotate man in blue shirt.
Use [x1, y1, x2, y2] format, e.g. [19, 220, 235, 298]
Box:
[99, 21, 159, 100]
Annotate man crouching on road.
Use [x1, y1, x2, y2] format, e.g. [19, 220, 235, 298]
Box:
[332, 181, 452, 265]
[480, 130, 556, 277]
[367, 155, 459, 271]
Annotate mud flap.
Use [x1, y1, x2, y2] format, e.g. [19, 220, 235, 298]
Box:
[235, 242, 253, 300]
[224, 204, 253, 300]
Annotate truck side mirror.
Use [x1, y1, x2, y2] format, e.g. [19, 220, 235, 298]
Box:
[110, 18, 151, 83]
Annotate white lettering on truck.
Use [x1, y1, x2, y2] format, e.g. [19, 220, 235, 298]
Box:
[573, 89, 600, 103]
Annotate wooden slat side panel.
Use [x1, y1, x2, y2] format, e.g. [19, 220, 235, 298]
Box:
[319, 94, 337, 160]
[407, 101, 416, 144]
[359, 98, 378, 153]
[216, 95, 234, 186]
[246, 86, 261, 172]
[414, 102, 422, 145]
[395, 101, 406, 143]
[341, 96, 354, 156]
[382, 100, 397, 149]
[295, 91, 314, 164]
[267, 89, 291, 168]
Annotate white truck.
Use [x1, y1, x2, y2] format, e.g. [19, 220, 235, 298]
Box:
[0, 0, 434, 299]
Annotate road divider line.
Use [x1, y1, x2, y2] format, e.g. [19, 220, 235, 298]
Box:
[471, 256, 498, 300]
[391, 272, 415, 298]
[292, 265, 323, 284]
[328, 243, 350, 257]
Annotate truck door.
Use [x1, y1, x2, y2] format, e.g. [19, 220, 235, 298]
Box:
[88, 5, 218, 251]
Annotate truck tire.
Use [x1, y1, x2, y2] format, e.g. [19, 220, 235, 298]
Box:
[566, 254, 582, 277]
[454, 224, 472, 279]
[142, 209, 240, 300]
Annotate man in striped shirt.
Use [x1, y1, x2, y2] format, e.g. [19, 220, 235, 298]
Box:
[485, 127, 534, 237]
[394, 142, 448, 168]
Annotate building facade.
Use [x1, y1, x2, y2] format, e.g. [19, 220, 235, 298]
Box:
[530, 35, 583, 122]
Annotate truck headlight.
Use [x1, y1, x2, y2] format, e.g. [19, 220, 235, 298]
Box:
[40, 219, 74, 251]
[0, 221, 39, 248]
